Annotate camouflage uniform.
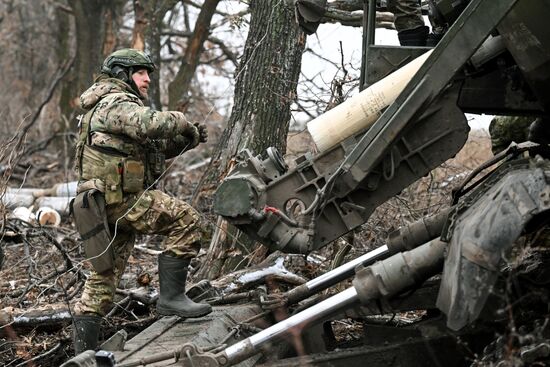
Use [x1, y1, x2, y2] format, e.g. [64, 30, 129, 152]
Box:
[387, 0, 425, 32]
[74, 76, 202, 316]
[489, 116, 533, 155]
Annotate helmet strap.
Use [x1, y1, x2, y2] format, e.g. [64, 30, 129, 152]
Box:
[110, 65, 129, 82]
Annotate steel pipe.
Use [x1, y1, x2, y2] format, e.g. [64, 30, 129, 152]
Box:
[222, 287, 359, 364]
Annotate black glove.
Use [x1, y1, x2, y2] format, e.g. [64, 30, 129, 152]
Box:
[180, 122, 200, 148]
[194, 122, 208, 143]
[173, 134, 191, 147]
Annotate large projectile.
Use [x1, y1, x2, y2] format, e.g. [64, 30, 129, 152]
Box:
[307, 50, 433, 152]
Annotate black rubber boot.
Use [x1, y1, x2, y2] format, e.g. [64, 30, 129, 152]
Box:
[73, 314, 101, 355]
[397, 25, 429, 46]
[426, 31, 444, 47]
[157, 253, 212, 318]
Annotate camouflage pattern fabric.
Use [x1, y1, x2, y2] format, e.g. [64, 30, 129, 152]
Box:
[489, 116, 534, 155]
[80, 76, 194, 143]
[74, 75, 203, 316]
[74, 229, 135, 316]
[387, 0, 424, 32]
[74, 189, 203, 316]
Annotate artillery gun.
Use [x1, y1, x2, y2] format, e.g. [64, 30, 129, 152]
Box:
[63, 0, 550, 365]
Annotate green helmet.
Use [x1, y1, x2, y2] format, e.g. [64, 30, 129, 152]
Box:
[101, 48, 156, 77]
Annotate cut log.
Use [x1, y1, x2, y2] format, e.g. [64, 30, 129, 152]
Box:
[2, 193, 35, 208]
[34, 197, 72, 215]
[0, 305, 71, 327]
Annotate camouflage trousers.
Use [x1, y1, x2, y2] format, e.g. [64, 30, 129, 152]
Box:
[74, 189, 203, 316]
[387, 0, 424, 32]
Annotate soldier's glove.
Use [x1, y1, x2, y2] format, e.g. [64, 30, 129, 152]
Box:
[173, 134, 191, 149]
[181, 123, 201, 148]
[194, 122, 208, 143]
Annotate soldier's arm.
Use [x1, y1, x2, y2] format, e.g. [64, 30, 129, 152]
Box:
[98, 96, 197, 142]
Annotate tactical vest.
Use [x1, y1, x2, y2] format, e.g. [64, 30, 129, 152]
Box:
[75, 102, 165, 204]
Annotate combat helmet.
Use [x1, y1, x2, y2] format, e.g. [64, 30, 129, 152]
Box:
[101, 48, 155, 98]
[101, 48, 155, 80]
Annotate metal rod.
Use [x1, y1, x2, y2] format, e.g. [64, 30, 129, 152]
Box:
[223, 287, 359, 364]
[286, 245, 388, 304]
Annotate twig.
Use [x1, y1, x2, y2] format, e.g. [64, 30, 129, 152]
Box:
[14, 342, 62, 367]
[16, 238, 34, 306]
[134, 244, 162, 256]
[106, 296, 131, 318]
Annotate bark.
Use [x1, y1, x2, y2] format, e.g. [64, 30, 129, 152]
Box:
[132, 0, 147, 51]
[192, 0, 306, 280]
[132, 0, 179, 111]
[0, 2, 68, 139]
[64, 0, 125, 114]
[167, 0, 221, 110]
[0, 305, 71, 328]
[329, 0, 363, 12]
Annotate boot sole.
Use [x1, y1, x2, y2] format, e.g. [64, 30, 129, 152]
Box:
[157, 305, 212, 318]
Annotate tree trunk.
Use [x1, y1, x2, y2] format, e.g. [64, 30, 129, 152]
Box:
[63, 0, 125, 114]
[0, 2, 71, 139]
[133, 0, 178, 111]
[132, 0, 147, 51]
[192, 0, 306, 281]
[167, 0, 221, 111]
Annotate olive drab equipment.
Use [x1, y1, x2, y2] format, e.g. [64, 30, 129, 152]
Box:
[73, 107, 149, 274]
[73, 82, 164, 273]
[71, 189, 114, 274]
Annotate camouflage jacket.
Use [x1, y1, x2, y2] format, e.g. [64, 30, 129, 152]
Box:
[76, 76, 192, 200]
[79, 76, 192, 158]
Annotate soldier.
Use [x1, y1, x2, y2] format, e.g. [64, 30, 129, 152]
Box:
[71, 49, 212, 354]
[387, 0, 430, 46]
[294, 0, 432, 46]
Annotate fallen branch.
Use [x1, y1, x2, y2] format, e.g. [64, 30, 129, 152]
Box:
[0, 305, 71, 328]
[323, 8, 395, 28]
[116, 286, 159, 305]
[14, 342, 63, 367]
[134, 244, 162, 256]
[211, 254, 308, 294]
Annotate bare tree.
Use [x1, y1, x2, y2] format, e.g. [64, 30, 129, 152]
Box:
[61, 1, 126, 109]
[0, 2, 71, 138]
[167, 0, 221, 110]
[132, 0, 179, 110]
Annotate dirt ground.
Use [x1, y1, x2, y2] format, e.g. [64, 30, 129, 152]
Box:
[4, 129, 538, 366]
